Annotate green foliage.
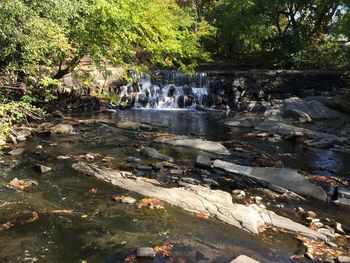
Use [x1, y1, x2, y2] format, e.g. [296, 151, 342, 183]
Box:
[204, 0, 350, 68]
[0, 91, 45, 135]
[0, 0, 208, 83]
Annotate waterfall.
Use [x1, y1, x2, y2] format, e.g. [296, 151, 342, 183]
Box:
[118, 72, 210, 109]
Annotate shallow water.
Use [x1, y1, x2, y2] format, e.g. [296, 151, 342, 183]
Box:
[0, 109, 349, 262]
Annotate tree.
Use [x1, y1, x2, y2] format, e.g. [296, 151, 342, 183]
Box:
[0, 0, 209, 83]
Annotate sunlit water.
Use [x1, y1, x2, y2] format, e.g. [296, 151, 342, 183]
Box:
[0, 110, 349, 262]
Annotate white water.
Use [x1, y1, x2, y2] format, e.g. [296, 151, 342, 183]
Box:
[119, 74, 209, 109]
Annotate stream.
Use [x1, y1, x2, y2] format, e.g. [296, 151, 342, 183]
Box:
[0, 109, 349, 263]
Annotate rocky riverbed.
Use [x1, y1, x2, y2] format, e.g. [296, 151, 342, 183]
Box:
[0, 99, 350, 262]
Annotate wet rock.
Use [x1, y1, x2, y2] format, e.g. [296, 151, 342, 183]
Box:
[85, 153, 95, 160]
[51, 124, 74, 135]
[202, 178, 219, 188]
[113, 195, 137, 204]
[254, 196, 263, 204]
[305, 252, 315, 260]
[126, 157, 142, 163]
[36, 145, 43, 150]
[318, 228, 335, 239]
[151, 162, 163, 171]
[116, 121, 139, 130]
[72, 162, 328, 239]
[232, 190, 246, 200]
[51, 110, 64, 118]
[213, 160, 327, 201]
[306, 211, 317, 219]
[334, 198, 350, 206]
[326, 241, 338, 248]
[137, 165, 153, 171]
[57, 156, 71, 160]
[337, 256, 350, 263]
[155, 136, 231, 155]
[284, 97, 342, 120]
[195, 155, 212, 168]
[336, 187, 350, 200]
[230, 255, 260, 263]
[6, 134, 17, 144]
[34, 164, 52, 174]
[283, 109, 312, 123]
[335, 222, 346, 234]
[139, 123, 152, 131]
[179, 177, 201, 186]
[140, 147, 174, 162]
[8, 148, 24, 156]
[6, 178, 38, 191]
[136, 247, 155, 258]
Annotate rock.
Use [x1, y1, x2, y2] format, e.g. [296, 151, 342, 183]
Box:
[305, 252, 315, 260]
[195, 155, 212, 168]
[202, 178, 219, 188]
[306, 211, 317, 219]
[136, 247, 155, 258]
[36, 145, 43, 150]
[256, 120, 346, 148]
[137, 165, 153, 171]
[85, 153, 95, 160]
[139, 123, 152, 131]
[51, 124, 74, 134]
[151, 162, 163, 171]
[8, 148, 24, 156]
[140, 147, 174, 162]
[326, 241, 338, 248]
[296, 207, 305, 214]
[179, 177, 201, 186]
[336, 187, 350, 200]
[57, 156, 71, 160]
[6, 134, 17, 144]
[6, 178, 38, 191]
[126, 157, 142, 163]
[34, 164, 52, 174]
[254, 196, 263, 204]
[213, 160, 327, 201]
[16, 135, 27, 142]
[335, 222, 346, 234]
[283, 108, 312, 123]
[113, 195, 137, 204]
[0, 136, 6, 146]
[72, 162, 328, 240]
[284, 97, 342, 120]
[51, 110, 64, 118]
[230, 255, 260, 263]
[232, 190, 246, 200]
[334, 198, 350, 206]
[337, 256, 350, 263]
[116, 121, 139, 130]
[318, 228, 335, 239]
[155, 135, 231, 155]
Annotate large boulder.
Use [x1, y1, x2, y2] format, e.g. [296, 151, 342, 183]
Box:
[283, 97, 342, 120]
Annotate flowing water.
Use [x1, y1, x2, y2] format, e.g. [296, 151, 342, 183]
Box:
[0, 110, 349, 263]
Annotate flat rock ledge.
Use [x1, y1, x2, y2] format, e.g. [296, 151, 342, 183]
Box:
[154, 136, 231, 155]
[213, 160, 327, 201]
[72, 162, 326, 241]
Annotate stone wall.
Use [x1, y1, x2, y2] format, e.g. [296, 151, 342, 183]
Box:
[207, 70, 350, 99]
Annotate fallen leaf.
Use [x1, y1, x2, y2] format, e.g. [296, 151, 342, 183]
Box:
[195, 212, 210, 219]
[137, 198, 165, 210]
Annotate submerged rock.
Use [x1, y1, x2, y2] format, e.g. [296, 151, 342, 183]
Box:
[8, 148, 24, 156]
[140, 147, 174, 162]
[72, 162, 328, 240]
[195, 155, 212, 168]
[51, 124, 74, 135]
[34, 164, 52, 174]
[6, 178, 38, 191]
[136, 247, 155, 258]
[213, 160, 327, 201]
[155, 136, 231, 155]
[230, 255, 260, 263]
